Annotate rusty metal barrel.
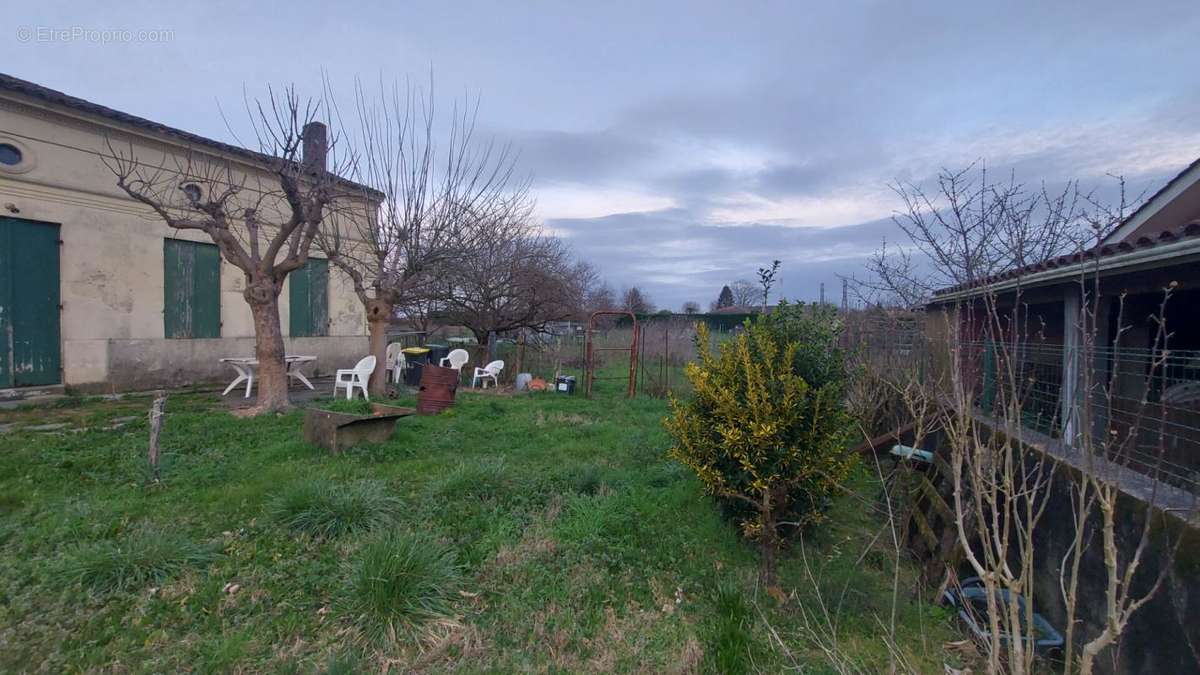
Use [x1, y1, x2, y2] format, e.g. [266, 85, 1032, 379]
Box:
[417, 364, 459, 415]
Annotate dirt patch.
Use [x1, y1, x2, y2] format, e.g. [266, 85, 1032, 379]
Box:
[486, 496, 563, 574]
[582, 604, 679, 673]
[671, 636, 704, 674]
[397, 618, 486, 673]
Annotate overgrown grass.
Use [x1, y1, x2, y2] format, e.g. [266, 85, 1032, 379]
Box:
[0, 376, 965, 672]
[59, 526, 222, 593]
[267, 479, 400, 539]
[345, 530, 463, 642]
[707, 581, 759, 675]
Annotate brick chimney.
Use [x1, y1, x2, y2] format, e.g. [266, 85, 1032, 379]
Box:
[301, 121, 327, 173]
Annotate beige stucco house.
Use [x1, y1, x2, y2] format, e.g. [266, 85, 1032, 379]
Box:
[0, 73, 373, 394]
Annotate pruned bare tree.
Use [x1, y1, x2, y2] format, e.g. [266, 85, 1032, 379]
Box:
[320, 77, 522, 395]
[104, 86, 358, 412]
[1055, 194, 1190, 675]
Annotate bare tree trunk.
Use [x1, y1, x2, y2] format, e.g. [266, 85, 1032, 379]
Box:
[760, 487, 780, 588]
[366, 298, 393, 396]
[248, 286, 289, 412]
[105, 92, 343, 418]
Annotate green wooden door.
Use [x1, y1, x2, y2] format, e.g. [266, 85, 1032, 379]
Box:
[289, 258, 329, 337]
[164, 239, 220, 338]
[0, 217, 61, 387]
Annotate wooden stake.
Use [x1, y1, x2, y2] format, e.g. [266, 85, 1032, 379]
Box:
[515, 332, 526, 376]
[148, 390, 167, 481]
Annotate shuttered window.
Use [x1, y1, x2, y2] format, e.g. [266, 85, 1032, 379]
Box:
[289, 257, 329, 337]
[163, 239, 220, 339]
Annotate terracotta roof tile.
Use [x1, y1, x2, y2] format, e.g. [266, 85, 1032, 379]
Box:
[932, 221, 1200, 297]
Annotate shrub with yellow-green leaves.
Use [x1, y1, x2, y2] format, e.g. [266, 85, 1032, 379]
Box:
[665, 311, 856, 584]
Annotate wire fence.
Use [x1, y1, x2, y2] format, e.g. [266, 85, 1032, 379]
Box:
[845, 311, 1200, 495]
[402, 316, 732, 399]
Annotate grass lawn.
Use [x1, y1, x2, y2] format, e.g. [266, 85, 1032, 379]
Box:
[0, 382, 963, 673]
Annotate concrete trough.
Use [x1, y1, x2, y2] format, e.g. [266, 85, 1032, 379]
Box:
[302, 404, 415, 454]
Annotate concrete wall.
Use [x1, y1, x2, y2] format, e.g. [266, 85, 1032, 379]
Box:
[1025, 456, 1200, 675]
[0, 92, 370, 391]
[920, 422, 1200, 674]
[100, 336, 368, 392]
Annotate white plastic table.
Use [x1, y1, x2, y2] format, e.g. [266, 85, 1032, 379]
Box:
[219, 355, 316, 397]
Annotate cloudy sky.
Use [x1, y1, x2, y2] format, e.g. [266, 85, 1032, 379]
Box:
[7, 1, 1200, 309]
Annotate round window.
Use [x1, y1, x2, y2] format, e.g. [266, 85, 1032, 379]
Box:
[0, 143, 22, 166]
[181, 183, 203, 203]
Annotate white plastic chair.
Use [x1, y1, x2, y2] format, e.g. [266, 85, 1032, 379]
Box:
[472, 360, 504, 389]
[334, 355, 376, 400]
[385, 343, 406, 383]
[439, 348, 470, 372]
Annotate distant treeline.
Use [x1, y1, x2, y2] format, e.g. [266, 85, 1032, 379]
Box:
[613, 312, 759, 331]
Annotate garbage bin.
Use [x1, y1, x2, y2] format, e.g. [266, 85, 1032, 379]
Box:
[555, 375, 576, 395]
[425, 343, 450, 367]
[401, 347, 430, 387]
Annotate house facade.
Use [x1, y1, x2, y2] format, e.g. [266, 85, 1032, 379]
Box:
[915, 160, 1200, 675]
[927, 159, 1200, 486]
[0, 74, 373, 393]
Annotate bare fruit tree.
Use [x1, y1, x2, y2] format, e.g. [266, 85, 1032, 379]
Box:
[320, 79, 522, 395]
[440, 205, 593, 345]
[586, 281, 618, 315]
[859, 163, 1185, 674]
[864, 162, 1087, 307]
[105, 87, 358, 412]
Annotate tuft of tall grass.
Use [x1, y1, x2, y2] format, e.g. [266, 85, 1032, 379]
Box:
[344, 530, 463, 642]
[707, 581, 757, 675]
[267, 480, 400, 539]
[432, 458, 514, 502]
[571, 464, 606, 495]
[60, 526, 222, 592]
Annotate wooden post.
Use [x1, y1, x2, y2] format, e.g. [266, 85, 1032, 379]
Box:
[147, 390, 167, 481]
[515, 332, 526, 376]
[665, 323, 671, 395]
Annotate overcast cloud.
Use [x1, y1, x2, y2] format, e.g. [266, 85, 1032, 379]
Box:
[6, 1, 1200, 308]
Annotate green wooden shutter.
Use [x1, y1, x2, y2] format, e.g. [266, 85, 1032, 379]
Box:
[289, 258, 328, 337]
[164, 239, 220, 339]
[0, 217, 61, 387]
